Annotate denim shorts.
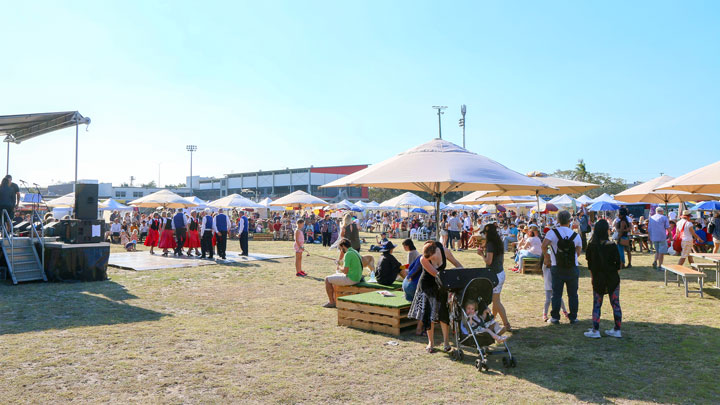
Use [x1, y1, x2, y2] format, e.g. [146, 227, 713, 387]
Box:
[652, 241, 668, 254]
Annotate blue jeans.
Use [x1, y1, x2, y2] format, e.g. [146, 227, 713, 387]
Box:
[402, 277, 418, 302]
[550, 266, 579, 321]
[503, 236, 517, 252]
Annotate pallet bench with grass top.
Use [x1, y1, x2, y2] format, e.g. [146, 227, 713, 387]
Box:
[251, 233, 274, 241]
[337, 291, 417, 336]
[661, 264, 705, 298]
[335, 279, 403, 298]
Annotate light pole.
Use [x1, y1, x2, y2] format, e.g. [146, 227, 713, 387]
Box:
[432, 106, 447, 139]
[186, 145, 197, 194]
[3, 135, 15, 176]
[459, 104, 467, 148]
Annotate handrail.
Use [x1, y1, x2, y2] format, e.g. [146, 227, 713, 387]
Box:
[30, 209, 45, 273]
[2, 209, 14, 281]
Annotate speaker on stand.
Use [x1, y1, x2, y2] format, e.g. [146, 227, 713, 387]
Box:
[74, 183, 99, 220]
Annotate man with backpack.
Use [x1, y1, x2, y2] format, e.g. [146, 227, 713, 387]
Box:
[541, 210, 582, 324]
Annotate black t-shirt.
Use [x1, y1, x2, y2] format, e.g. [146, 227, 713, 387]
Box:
[0, 183, 18, 207]
[485, 240, 505, 274]
[375, 252, 402, 286]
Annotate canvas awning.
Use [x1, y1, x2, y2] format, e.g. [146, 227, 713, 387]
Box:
[0, 111, 90, 144]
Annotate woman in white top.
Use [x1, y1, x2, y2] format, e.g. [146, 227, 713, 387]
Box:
[512, 225, 543, 272]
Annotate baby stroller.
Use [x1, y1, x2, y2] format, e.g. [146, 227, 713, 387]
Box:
[439, 268, 516, 371]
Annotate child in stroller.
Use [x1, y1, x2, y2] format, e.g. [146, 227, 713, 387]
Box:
[461, 299, 507, 343]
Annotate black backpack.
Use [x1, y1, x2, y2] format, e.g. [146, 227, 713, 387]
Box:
[553, 229, 577, 268]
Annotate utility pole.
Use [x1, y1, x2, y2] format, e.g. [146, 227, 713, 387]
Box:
[432, 106, 447, 139]
[459, 104, 467, 148]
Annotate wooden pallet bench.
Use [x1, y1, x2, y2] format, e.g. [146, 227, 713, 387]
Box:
[661, 264, 705, 298]
[521, 257, 543, 274]
[337, 291, 416, 336]
[251, 233, 274, 241]
[335, 279, 403, 298]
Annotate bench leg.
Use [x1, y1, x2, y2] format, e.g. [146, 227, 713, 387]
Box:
[684, 277, 689, 297]
[664, 268, 668, 286]
[700, 276, 704, 298]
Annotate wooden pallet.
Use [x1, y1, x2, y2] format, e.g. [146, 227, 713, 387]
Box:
[521, 258, 543, 274]
[337, 300, 416, 336]
[251, 233, 274, 241]
[335, 281, 403, 298]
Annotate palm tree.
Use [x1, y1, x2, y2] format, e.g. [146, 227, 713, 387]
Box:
[574, 159, 588, 181]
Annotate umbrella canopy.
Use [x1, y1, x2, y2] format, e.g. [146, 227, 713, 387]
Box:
[548, 194, 577, 206]
[270, 190, 328, 208]
[478, 204, 498, 213]
[129, 190, 197, 209]
[454, 190, 492, 204]
[99, 198, 133, 211]
[321, 139, 546, 194]
[588, 201, 620, 211]
[208, 193, 264, 209]
[410, 207, 428, 214]
[692, 201, 720, 211]
[46, 192, 75, 208]
[379, 192, 432, 209]
[481, 172, 598, 197]
[655, 160, 720, 194]
[615, 175, 713, 204]
[591, 193, 623, 204]
[473, 195, 538, 205]
[576, 195, 594, 204]
[183, 196, 209, 209]
[445, 202, 473, 211]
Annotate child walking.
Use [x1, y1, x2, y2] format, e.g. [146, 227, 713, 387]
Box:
[294, 219, 307, 277]
[542, 257, 568, 322]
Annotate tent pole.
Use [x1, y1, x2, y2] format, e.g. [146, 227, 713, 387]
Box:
[5, 141, 8, 176]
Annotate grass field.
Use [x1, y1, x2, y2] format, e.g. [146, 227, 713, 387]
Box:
[2, 234, 720, 404]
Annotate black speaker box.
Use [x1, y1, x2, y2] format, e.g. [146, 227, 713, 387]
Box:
[60, 219, 105, 244]
[75, 183, 99, 220]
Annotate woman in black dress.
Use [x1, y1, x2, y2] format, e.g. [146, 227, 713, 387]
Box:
[408, 240, 463, 353]
[585, 219, 623, 339]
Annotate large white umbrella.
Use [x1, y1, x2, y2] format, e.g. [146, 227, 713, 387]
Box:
[472, 195, 538, 205]
[379, 192, 432, 209]
[208, 193, 264, 209]
[480, 172, 598, 197]
[615, 175, 713, 204]
[46, 192, 75, 208]
[129, 190, 198, 209]
[99, 198, 133, 211]
[270, 190, 328, 208]
[321, 138, 545, 239]
[454, 190, 492, 204]
[184, 196, 209, 209]
[654, 161, 720, 194]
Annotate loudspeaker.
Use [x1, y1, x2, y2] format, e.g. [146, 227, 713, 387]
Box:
[75, 183, 99, 220]
[60, 219, 105, 244]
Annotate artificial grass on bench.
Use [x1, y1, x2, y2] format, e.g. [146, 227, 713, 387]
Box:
[355, 279, 403, 290]
[338, 291, 411, 308]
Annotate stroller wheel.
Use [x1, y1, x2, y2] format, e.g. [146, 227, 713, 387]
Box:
[510, 357, 517, 368]
[503, 356, 513, 368]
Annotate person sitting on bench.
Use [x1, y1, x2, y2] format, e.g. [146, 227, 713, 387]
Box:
[374, 241, 408, 286]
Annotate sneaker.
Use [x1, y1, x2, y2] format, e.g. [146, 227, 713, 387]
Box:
[569, 319, 580, 325]
[605, 329, 622, 338]
[584, 329, 601, 338]
[549, 318, 560, 324]
[296, 272, 306, 277]
[652, 261, 657, 269]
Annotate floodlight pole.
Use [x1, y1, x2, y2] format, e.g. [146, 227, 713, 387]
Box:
[460, 104, 467, 148]
[186, 145, 197, 195]
[432, 106, 447, 139]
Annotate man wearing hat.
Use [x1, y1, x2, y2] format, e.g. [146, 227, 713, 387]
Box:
[374, 241, 407, 286]
[676, 210, 704, 266]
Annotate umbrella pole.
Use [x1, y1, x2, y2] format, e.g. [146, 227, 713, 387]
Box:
[435, 194, 441, 241]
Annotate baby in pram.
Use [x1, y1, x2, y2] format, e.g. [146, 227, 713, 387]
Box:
[461, 299, 507, 343]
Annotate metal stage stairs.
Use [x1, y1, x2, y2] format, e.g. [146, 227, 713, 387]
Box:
[1, 210, 46, 285]
[1, 237, 46, 284]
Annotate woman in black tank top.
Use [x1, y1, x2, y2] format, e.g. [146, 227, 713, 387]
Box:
[408, 240, 462, 353]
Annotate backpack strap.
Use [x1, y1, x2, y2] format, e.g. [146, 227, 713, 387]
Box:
[551, 228, 562, 257]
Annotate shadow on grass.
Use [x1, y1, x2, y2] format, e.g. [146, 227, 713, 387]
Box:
[0, 280, 167, 335]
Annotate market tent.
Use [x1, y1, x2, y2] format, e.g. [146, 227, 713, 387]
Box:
[548, 194, 577, 207]
[576, 195, 594, 204]
[129, 190, 197, 209]
[184, 196, 210, 210]
[654, 160, 720, 194]
[379, 192, 432, 209]
[591, 193, 623, 205]
[270, 190, 328, 208]
[208, 194, 264, 209]
[454, 190, 492, 204]
[691, 201, 720, 211]
[258, 197, 285, 212]
[46, 193, 75, 208]
[99, 198, 133, 211]
[616, 175, 714, 204]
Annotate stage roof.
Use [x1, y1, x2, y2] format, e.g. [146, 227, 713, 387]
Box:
[0, 111, 90, 144]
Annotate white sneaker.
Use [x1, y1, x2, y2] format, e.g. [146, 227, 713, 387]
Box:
[605, 329, 622, 338]
[584, 329, 601, 338]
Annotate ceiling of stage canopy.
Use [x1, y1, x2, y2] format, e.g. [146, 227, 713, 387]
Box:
[0, 111, 90, 144]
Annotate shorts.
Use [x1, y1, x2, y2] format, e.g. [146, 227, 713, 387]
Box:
[326, 273, 359, 286]
[652, 241, 668, 254]
[680, 240, 693, 258]
[493, 270, 506, 294]
[448, 230, 460, 242]
[714, 238, 720, 245]
[0, 206, 14, 221]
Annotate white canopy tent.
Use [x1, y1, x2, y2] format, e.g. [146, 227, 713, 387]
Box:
[184, 196, 209, 210]
[46, 192, 75, 208]
[379, 192, 433, 209]
[548, 194, 577, 207]
[591, 193, 623, 205]
[99, 198, 133, 211]
[208, 194, 264, 209]
[258, 197, 285, 212]
[576, 195, 594, 204]
[270, 190, 328, 208]
[129, 190, 197, 209]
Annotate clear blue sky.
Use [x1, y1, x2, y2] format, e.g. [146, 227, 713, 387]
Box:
[1, 1, 718, 188]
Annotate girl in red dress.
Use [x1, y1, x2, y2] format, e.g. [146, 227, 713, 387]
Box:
[144, 212, 161, 254]
[158, 211, 177, 256]
[185, 210, 202, 256]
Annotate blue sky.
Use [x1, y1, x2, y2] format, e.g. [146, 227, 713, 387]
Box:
[0, 1, 718, 188]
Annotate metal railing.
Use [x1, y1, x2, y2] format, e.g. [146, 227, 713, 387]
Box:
[2, 209, 14, 282]
[30, 209, 45, 272]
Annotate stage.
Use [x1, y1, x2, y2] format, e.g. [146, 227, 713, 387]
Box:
[108, 251, 290, 271]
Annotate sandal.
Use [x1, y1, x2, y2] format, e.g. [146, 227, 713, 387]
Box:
[443, 344, 452, 352]
[322, 302, 336, 308]
[425, 347, 436, 354]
